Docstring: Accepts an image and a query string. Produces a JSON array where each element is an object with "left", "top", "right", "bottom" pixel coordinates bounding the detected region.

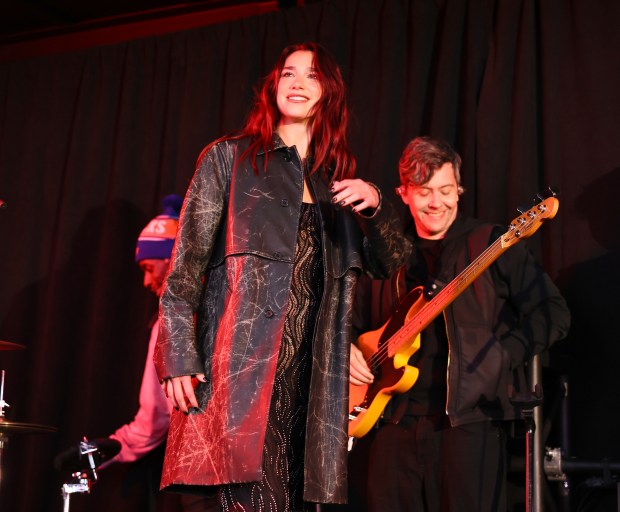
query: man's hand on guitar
[{"left": 350, "top": 344, "right": 374, "bottom": 386}]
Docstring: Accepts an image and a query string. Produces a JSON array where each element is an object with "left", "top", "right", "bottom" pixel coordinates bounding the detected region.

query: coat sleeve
[
  {"left": 354, "top": 184, "right": 412, "bottom": 279},
  {"left": 493, "top": 237, "right": 571, "bottom": 368},
  {"left": 154, "top": 142, "right": 233, "bottom": 381}
]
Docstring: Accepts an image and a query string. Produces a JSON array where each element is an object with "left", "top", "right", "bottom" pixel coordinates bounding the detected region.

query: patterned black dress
[{"left": 220, "top": 202, "right": 324, "bottom": 512}]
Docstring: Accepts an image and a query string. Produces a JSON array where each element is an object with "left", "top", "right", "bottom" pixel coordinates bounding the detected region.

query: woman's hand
[
  {"left": 350, "top": 344, "right": 374, "bottom": 386},
  {"left": 162, "top": 373, "right": 206, "bottom": 413},
  {"left": 331, "top": 179, "right": 379, "bottom": 212}
]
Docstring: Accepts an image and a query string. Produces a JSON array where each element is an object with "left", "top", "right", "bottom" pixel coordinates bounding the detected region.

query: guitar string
[
  {"left": 363, "top": 203, "right": 550, "bottom": 371},
  {"left": 366, "top": 236, "right": 504, "bottom": 369}
]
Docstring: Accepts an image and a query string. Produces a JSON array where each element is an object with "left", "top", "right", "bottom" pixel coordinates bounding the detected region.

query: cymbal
[
  {"left": 0, "top": 340, "right": 25, "bottom": 351},
  {"left": 0, "top": 417, "right": 57, "bottom": 436}
]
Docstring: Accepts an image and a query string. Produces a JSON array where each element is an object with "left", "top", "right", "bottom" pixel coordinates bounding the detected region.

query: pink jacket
[{"left": 111, "top": 319, "right": 172, "bottom": 462}]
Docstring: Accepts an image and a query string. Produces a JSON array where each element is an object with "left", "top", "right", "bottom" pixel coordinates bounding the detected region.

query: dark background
[{"left": 0, "top": 0, "right": 619, "bottom": 510}]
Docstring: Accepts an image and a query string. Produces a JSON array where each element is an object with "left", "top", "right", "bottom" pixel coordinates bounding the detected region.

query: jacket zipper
[{"left": 443, "top": 308, "right": 452, "bottom": 424}]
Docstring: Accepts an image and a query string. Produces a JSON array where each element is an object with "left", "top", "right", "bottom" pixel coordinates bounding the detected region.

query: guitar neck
[
  {"left": 381, "top": 195, "right": 558, "bottom": 359},
  {"left": 391, "top": 236, "right": 506, "bottom": 350}
]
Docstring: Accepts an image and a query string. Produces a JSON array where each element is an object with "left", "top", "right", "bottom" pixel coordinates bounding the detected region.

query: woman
[{"left": 154, "top": 42, "right": 410, "bottom": 511}]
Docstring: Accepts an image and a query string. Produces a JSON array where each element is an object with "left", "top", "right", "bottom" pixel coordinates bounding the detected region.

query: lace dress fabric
[{"left": 220, "top": 202, "right": 324, "bottom": 512}]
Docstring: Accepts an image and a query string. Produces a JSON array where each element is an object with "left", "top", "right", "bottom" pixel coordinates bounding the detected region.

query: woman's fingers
[
  {"left": 165, "top": 374, "right": 204, "bottom": 413},
  {"left": 331, "top": 179, "right": 379, "bottom": 211}
]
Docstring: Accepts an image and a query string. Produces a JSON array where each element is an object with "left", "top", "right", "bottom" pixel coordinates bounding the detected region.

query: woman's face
[{"left": 276, "top": 50, "right": 322, "bottom": 126}]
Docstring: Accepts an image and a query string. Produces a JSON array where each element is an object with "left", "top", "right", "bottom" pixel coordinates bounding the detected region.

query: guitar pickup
[{"left": 349, "top": 406, "right": 367, "bottom": 421}]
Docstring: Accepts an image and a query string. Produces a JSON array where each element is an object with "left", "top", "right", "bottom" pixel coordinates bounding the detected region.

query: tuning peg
[
  {"left": 516, "top": 203, "right": 530, "bottom": 214},
  {"left": 533, "top": 186, "right": 561, "bottom": 201}
]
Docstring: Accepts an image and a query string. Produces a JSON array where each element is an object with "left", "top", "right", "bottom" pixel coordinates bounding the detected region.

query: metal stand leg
[
  {"left": 62, "top": 492, "right": 71, "bottom": 512},
  {"left": 558, "top": 374, "right": 571, "bottom": 512},
  {"left": 530, "top": 355, "right": 544, "bottom": 512},
  {"left": 510, "top": 382, "right": 544, "bottom": 512},
  {"left": 524, "top": 413, "right": 536, "bottom": 512}
]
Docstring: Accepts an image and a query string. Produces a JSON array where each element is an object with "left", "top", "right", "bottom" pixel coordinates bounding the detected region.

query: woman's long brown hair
[{"left": 200, "top": 42, "right": 356, "bottom": 181}]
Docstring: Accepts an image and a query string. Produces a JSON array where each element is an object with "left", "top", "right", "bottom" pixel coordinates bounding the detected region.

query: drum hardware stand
[
  {"left": 542, "top": 372, "right": 620, "bottom": 511},
  {"left": 60, "top": 437, "right": 101, "bottom": 512},
  {"left": 1, "top": 370, "right": 9, "bottom": 414},
  {"left": 0, "top": 370, "right": 8, "bottom": 486},
  {"left": 0, "top": 369, "right": 12, "bottom": 489},
  {"left": 510, "top": 383, "right": 544, "bottom": 512},
  {"left": 544, "top": 448, "right": 620, "bottom": 511},
  {"left": 55, "top": 436, "right": 120, "bottom": 512}
]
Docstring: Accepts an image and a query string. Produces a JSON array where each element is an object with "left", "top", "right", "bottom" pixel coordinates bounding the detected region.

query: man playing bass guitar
[{"left": 349, "top": 136, "right": 570, "bottom": 512}]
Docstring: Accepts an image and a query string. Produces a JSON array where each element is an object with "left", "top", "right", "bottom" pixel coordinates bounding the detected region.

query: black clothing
[
  {"left": 404, "top": 238, "right": 449, "bottom": 416},
  {"left": 366, "top": 416, "right": 507, "bottom": 511},
  {"left": 220, "top": 202, "right": 322, "bottom": 512},
  {"left": 354, "top": 213, "right": 570, "bottom": 427},
  {"left": 352, "top": 212, "right": 570, "bottom": 511}
]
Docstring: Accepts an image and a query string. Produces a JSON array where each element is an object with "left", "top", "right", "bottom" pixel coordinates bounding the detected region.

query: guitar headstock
[{"left": 501, "top": 196, "right": 559, "bottom": 248}]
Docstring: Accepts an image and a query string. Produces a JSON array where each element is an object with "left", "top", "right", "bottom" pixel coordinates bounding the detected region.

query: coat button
[
  {"left": 264, "top": 308, "right": 274, "bottom": 318},
  {"left": 282, "top": 149, "right": 292, "bottom": 162},
  {"left": 280, "top": 199, "right": 289, "bottom": 207},
  {"left": 273, "top": 251, "right": 282, "bottom": 259}
]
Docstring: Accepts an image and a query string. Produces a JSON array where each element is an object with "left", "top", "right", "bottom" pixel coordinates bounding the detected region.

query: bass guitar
[{"left": 348, "top": 195, "right": 559, "bottom": 439}]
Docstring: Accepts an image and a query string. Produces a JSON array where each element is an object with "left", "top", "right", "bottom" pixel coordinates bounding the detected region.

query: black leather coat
[{"left": 154, "top": 136, "right": 410, "bottom": 503}]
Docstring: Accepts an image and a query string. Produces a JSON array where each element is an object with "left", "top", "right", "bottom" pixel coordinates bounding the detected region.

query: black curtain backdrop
[{"left": 1, "top": 0, "right": 619, "bottom": 511}]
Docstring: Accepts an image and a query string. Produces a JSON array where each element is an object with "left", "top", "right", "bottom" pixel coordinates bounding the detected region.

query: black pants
[{"left": 357, "top": 415, "right": 507, "bottom": 512}]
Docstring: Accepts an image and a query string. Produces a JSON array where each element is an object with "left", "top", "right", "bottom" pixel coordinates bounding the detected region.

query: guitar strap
[{"left": 425, "top": 223, "right": 495, "bottom": 299}]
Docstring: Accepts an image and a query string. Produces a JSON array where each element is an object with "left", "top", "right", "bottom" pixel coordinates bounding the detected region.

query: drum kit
[
  {"left": 0, "top": 338, "right": 56, "bottom": 506},
  {"left": 1, "top": 339, "right": 119, "bottom": 511}
]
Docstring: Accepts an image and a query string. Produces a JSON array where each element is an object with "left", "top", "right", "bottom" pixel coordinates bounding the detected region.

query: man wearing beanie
[
  {"left": 102, "top": 195, "right": 182, "bottom": 503},
  {"left": 105, "top": 195, "right": 219, "bottom": 511}
]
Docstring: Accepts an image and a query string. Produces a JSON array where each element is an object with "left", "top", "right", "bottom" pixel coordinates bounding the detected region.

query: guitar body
[{"left": 348, "top": 286, "right": 426, "bottom": 438}]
